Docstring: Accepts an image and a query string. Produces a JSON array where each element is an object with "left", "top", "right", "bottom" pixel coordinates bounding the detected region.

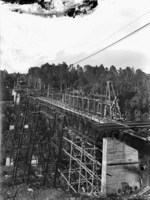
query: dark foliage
[
  {"left": 0, "top": 63, "right": 150, "bottom": 121},
  {"left": 0, "top": 70, "right": 16, "bottom": 101},
  {"left": 26, "top": 63, "right": 150, "bottom": 121}
]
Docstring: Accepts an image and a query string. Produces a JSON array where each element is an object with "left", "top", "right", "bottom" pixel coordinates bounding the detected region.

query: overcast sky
[{"left": 0, "top": 0, "right": 150, "bottom": 73}]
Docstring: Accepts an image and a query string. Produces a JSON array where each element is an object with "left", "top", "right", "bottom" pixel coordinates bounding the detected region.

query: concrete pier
[{"left": 101, "top": 138, "right": 140, "bottom": 194}]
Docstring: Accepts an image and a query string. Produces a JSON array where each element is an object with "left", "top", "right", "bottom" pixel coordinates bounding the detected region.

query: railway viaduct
[{"left": 11, "top": 81, "right": 150, "bottom": 197}]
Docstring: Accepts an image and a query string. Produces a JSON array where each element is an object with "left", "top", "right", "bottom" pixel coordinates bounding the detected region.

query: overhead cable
[
  {"left": 84, "top": 10, "right": 150, "bottom": 53},
  {"left": 72, "top": 22, "right": 150, "bottom": 66}
]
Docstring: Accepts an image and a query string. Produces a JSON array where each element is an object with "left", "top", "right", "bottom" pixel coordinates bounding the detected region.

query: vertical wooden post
[
  {"left": 68, "top": 134, "right": 73, "bottom": 190},
  {"left": 88, "top": 99, "right": 90, "bottom": 113},
  {"left": 82, "top": 98, "right": 84, "bottom": 112},
  {"left": 91, "top": 144, "right": 95, "bottom": 193},
  {"left": 85, "top": 153, "right": 88, "bottom": 190},
  {"left": 12, "top": 109, "right": 27, "bottom": 184},
  {"left": 28, "top": 112, "right": 38, "bottom": 177},
  {"left": 43, "top": 120, "right": 52, "bottom": 186},
  {"left": 53, "top": 116, "right": 65, "bottom": 187},
  {"left": 11, "top": 109, "right": 20, "bottom": 162},
  {"left": 73, "top": 94, "right": 75, "bottom": 108},
  {"left": 47, "top": 84, "right": 50, "bottom": 98},
  {"left": 23, "top": 117, "right": 34, "bottom": 181},
  {"left": 78, "top": 138, "right": 83, "bottom": 192},
  {"left": 93, "top": 100, "right": 96, "bottom": 114},
  {"left": 69, "top": 94, "right": 71, "bottom": 107}
]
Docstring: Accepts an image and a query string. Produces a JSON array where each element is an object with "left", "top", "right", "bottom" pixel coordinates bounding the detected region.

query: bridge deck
[
  {"left": 37, "top": 97, "right": 109, "bottom": 123},
  {"left": 36, "top": 97, "right": 150, "bottom": 142}
]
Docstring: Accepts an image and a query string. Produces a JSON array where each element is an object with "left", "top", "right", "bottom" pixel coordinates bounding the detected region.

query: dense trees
[
  {"left": 1, "top": 63, "right": 150, "bottom": 121},
  {"left": 0, "top": 70, "right": 16, "bottom": 101},
  {"left": 26, "top": 63, "right": 150, "bottom": 121}
]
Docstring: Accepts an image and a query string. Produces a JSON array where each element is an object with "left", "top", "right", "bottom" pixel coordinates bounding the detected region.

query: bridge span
[
  {"left": 28, "top": 92, "right": 150, "bottom": 195},
  {"left": 11, "top": 82, "right": 150, "bottom": 196}
]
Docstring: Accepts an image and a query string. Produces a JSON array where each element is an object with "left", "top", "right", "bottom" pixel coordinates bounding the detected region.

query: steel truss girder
[
  {"left": 36, "top": 98, "right": 116, "bottom": 139},
  {"left": 45, "top": 81, "right": 121, "bottom": 120}
]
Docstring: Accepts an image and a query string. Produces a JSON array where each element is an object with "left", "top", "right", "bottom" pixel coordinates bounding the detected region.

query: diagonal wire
[
  {"left": 72, "top": 22, "right": 150, "bottom": 65},
  {"left": 83, "top": 10, "right": 150, "bottom": 53}
]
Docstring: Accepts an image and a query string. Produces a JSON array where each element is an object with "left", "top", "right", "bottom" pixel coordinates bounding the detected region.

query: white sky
[{"left": 0, "top": 0, "right": 150, "bottom": 73}]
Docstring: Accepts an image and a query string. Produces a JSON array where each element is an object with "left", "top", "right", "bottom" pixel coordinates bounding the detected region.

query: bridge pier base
[
  {"left": 140, "top": 155, "right": 150, "bottom": 187},
  {"left": 101, "top": 137, "right": 140, "bottom": 195}
]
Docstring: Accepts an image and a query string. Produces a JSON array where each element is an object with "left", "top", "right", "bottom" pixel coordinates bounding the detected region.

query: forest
[
  {"left": 27, "top": 63, "right": 150, "bottom": 121},
  {"left": 1, "top": 63, "right": 150, "bottom": 121}
]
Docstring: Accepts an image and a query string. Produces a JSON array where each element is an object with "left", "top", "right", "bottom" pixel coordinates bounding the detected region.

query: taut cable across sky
[{"left": 72, "top": 23, "right": 150, "bottom": 66}]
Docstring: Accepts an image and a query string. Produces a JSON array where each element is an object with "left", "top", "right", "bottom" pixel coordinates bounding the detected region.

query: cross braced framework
[
  {"left": 58, "top": 130, "right": 103, "bottom": 197},
  {"left": 5, "top": 85, "right": 150, "bottom": 195},
  {"left": 45, "top": 80, "right": 122, "bottom": 121}
]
